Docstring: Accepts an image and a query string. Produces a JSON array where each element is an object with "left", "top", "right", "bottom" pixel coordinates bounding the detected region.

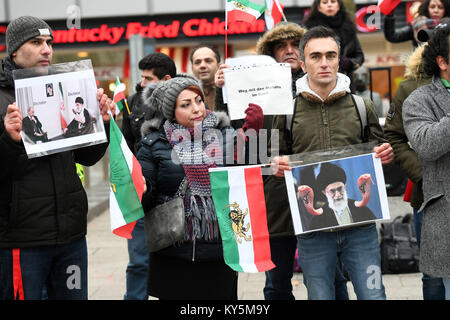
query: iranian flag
[
  {"left": 113, "top": 76, "right": 128, "bottom": 115},
  {"left": 109, "top": 117, "right": 145, "bottom": 239},
  {"left": 209, "top": 165, "right": 275, "bottom": 273},
  {"left": 265, "top": 0, "right": 284, "bottom": 30},
  {"left": 226, "top": 0, "right": 266, "bottom": 25},
  {"left": 378, "top": 0, "right": 402, "bottom": 15}
]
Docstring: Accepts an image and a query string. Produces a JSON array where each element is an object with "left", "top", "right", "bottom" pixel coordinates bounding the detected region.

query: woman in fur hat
[{"left": 137, "top": 75, "right": 263, "bottom": 300}]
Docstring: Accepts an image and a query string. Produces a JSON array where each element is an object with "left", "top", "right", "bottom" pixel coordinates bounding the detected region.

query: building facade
[{"left": 0, "top": 0, "right": 415, "bottom": 103}]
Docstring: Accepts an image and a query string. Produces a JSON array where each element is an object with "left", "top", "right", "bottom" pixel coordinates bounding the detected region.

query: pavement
[{"left": 85, "top": 182, "right": 423, "bottom": 300}]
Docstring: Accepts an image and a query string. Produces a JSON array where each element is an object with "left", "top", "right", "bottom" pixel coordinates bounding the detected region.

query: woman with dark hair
[
  {"left": 303, "top": 0, "right": 365, "bottom": 82},
  {"left": 137, "top": 75, "right": 263, "bottom": 300},
  {"left": 384, "top": 0, "right": 449, "bottom": 47}
]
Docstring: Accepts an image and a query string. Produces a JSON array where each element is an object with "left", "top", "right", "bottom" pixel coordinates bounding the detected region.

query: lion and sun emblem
[{"left": 224, "top": 202, "right": 252, "bottom": 244}]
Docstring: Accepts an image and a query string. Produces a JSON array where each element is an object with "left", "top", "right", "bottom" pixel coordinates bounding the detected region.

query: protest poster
[
  {"left": 13, "top": 60, "right": 107, "bottom": 159},
  {"left": 223, "top": 62, "right": 293, "bottom": 120},
  {"left": 285, "top": 152, "right": 390, "bottom": 234}
]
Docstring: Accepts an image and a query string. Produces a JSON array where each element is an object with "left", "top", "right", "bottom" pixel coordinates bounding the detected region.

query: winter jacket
[
  {"left": 403, "top": 76, "right": 450, "bottom": 278},
  {"left": 304, "top": 10, "right": 364, "bottom": 77},
  {"left": 121, "top": 84, "right": 155, "bottom": 155},
  {"left": 265, "top": 73, "right": 385, "bottom": 237},
  {"left": 137, "top": 111, "right": 234, "bottom": 261},
  {"left": 0, "top": 57, "right": 109, "bottom": 248},
  {"left": 384, "top": 45, "right": 430, "bottom": 209},
  {"left": 384, "top": 13, "right": 417, "bottom": 47}
]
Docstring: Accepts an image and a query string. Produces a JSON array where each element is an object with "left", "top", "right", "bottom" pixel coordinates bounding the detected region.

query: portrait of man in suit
[{"left": 22, "top": 106, "right": 48, "bottom": 143}]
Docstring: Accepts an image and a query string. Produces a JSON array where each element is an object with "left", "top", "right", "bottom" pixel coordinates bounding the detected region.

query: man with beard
[
  {"left": 65, "top": 96, "right": 94, "bottom": 137},
  {"left": 308, "top": 162, "right": 376, "bottom": 231}
]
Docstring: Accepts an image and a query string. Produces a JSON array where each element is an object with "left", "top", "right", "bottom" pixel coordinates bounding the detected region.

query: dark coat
[
  {"left": 308, "top": 199, "right": 377, "bottom": 231},
  {"left": 137, "top": 112, "right": 234, "bottom": 261},
  {"left": 383, "top": 13, "right": 417, "bottom": 47},
  {"left": 65, "top": 108, "right": 94, "bottom": 138},
  {"left": 121, "top": 84, "right": 155, "bottom": 155},
  {"left": 22, "top": 115, "right": 48, "bottom": 143},
  {"left": 0, "top": 57, "right": 109, "bottom": 249}
]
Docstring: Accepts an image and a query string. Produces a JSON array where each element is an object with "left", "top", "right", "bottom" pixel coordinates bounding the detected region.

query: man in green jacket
[
  {"left": 215, "top": 22, "right": 307, "bottom": 300},
  {"left": 270, "top": 26, "right": 393, "bottom": 300}
]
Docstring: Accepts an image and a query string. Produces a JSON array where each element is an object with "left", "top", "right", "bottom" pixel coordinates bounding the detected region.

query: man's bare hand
[
  {"left": 271, "top": 155, "right": 291, "bottom": 177},
  {"left": 4, "top": 103, "right": 22, "bottom": 142},
  {"left": 97, "top": 88, "right": 115, "bottom": 121},
  {"left": 374, "top": 143, "right": 394, "bottom": 164},
  {"left": 214, "top": 63, "right": 230, "bottom": 88}
]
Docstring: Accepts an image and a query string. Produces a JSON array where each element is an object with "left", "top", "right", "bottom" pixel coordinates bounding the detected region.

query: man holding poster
[
  {"left": 215, "top": 22, "right": 307, "bottom": 300},
  {"left": 0, "top": 16, "right": 115, "bottom": 300},
  {"left": 270, "top": 26, "right": 393, "bottom": 300}
]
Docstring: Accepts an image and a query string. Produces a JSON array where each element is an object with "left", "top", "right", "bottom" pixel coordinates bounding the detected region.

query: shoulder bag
[{"left": 144, "top": 178, "right": 188, "bottom": 253}]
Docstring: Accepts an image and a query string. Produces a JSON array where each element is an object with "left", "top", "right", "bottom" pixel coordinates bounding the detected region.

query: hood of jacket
[
  {"left": 0, "top": 56, "right": 19, "bottom": 90},
  {"left": 403, "top": 43, "right": 428, "bottom": 80},
  {"left": 295, "top": 72, "right": 351, "bottom": 103},
  {"left": 255, "top": 22, "right": 307, "bottom": 57}
]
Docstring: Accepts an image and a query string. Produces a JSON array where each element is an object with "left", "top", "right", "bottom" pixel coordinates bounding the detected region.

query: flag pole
[
  {"left": 225, "top": 0, "right": 228, "bottom": 59},
  {"left": 275, "top": 0, "right": 287, "bottom": 22}
]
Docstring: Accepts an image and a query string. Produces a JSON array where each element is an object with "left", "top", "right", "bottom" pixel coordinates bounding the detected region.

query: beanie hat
[
  {"left": 316, "top": 162, "right": 347, "bottom": 192},
  {"left": 150, "top": 75, "right": 203, "bottom": 122},
  {"left": 6, "top": 16, "right": 54, "bottom": 55}
]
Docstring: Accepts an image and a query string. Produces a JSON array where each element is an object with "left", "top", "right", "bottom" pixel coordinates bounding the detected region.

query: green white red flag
[
  {"left": 377, "top": 0, "right": 401, "bottom": 15},
  {"left": 265, "top": 0, "right": 284, "bottom": 30},
  {"left": 209, "top": 165, "right": 275, "bottom": 273},
  {"left": 226, "top": 0, "right": 266, "bottom": 25},
  {"left": 109, "top": 117, "right": 145, "bottom": 238},
  {"left": 113, "top": 76, "right": 128, "bottom": 115}
]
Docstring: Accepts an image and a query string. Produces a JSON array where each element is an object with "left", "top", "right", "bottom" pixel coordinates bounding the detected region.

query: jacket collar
[
  {"left": 431, "top": 75, "right": 450, "bottom": 113},
  {"left": 295, "top": 72, "right": 351, "bottom": 103}
]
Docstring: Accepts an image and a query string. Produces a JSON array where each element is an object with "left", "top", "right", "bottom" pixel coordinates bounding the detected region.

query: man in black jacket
[
  {"left": 120, "top": 52, "right": 176, "bottom": 300},
  {"left": 0, "top": 16, "right": 115, "bottom": 300}
]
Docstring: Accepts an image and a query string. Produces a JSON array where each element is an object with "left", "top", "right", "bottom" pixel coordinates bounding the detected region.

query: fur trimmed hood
[
  {"left": 255, "top": 22, "right": 307, "bottom": 57},
  {"left": 403, "top": 43, "right": 427, "bottom": 80},
  {"left": 140, "top": 110, "right": 231, "bottom": 137}
]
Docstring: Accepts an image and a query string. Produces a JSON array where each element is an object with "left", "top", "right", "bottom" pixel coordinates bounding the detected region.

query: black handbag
[{"left": 144, "top": 179, "right": 188, "bottom": 253}]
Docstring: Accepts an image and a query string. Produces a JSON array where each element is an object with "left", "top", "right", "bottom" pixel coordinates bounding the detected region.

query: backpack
[
  {"left": 285, "top": 94, "right": 369, "bottom": 152},
  {"left": 379, "top": 213, "right": 420, "bottom": 274}
]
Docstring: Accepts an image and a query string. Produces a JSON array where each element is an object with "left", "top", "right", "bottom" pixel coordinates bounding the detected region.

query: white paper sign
[
  {"left": 13, "top": 60, "right": 107, "bottom": 159},
  {"left": 223, "top": 63, "right": 293, "bottom": 120}
]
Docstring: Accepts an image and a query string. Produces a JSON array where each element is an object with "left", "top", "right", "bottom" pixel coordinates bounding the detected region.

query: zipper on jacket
[{"left": 320, "top": 103, "right": 329, "bottom": 147}]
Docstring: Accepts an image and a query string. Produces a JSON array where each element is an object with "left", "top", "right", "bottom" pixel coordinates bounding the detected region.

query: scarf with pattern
[{"left": 163, "top": 111, "right": 223, "bottom": 241}]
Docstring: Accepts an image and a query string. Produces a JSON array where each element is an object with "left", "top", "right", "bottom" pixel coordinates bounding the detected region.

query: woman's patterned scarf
[{"left": 163, "top": 111, "right": 223, "bottom": 241}]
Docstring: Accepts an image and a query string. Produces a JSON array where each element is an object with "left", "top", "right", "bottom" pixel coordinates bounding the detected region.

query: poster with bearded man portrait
[{"left": 285, "top": 153, "right": 390, "bottom": 234}]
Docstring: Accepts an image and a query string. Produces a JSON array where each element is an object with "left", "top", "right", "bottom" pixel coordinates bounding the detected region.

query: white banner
[{"left": 223, "top": 63, "right": 293, "bottom": 120}]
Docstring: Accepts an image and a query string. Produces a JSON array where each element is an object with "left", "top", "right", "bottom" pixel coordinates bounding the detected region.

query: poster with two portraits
[
  {"left": 284, "top": 144, "right": 390, "bottom": 234},
  {"left": 13, "top": 60, "right": 107, "bottom": 159}
]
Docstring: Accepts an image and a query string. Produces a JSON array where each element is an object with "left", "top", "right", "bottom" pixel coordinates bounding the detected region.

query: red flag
[{"left": 378, "top": 0, "right": 402, "bottom": 15}]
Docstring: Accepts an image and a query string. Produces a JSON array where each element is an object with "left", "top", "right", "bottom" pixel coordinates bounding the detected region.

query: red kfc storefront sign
[{"left": 51, "top": 18, "right": 265, "bottom": 45}]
